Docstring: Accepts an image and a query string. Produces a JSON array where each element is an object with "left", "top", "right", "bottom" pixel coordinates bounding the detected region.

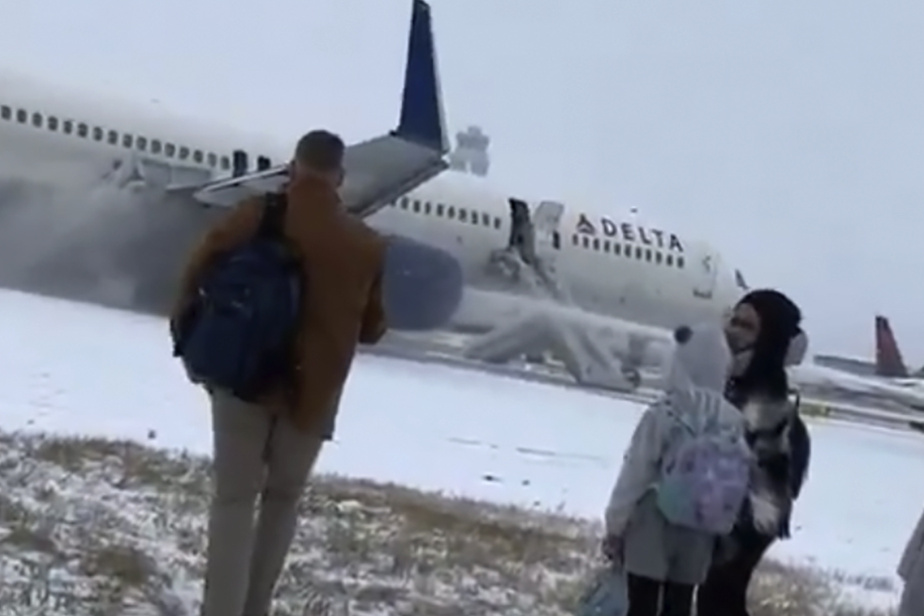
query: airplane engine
[{"left": 382, "top": 235, "right": 464, "bottom": 331}]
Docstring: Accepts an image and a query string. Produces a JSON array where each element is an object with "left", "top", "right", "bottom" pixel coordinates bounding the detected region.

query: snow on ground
[
  {"left": 0, "top": 431, "right": 874, "bottom": 616},
  {"left": 1, "top": 288, "right": 920, "bottom": 606},
  {"left": 0, "top": 431, "right": 606, "bottom": 615}
]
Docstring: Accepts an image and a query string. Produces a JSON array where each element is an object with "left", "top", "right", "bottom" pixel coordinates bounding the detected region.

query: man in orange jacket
[{"left": 172, "top": 130, "right": 388, "bottom": 616}]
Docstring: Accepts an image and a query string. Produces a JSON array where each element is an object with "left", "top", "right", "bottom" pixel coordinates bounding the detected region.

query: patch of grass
[
  {"left": 79, "top": 544, "right": 152, "bottom": 587},
  {"left": 27, "top": 435, "right": 211, "bottom": 496},
  {"left": 1, "top": 525, "right": 60, "bottom": 557},
  {"left": 0, "top": 430, "right": 900, "bottom": 616}
]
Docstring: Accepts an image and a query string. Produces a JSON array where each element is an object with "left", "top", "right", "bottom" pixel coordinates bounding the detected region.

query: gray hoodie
[{"left": 604, "top": 321, "right": 748, "bottom": 584}]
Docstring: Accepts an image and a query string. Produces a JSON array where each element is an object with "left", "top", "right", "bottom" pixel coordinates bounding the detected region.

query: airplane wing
[
  {"left": 172, "top": 0, "right": 448, "bottom": 219},
  {"left": 789, "top": 362, "right": 924, "bottom": 411}
]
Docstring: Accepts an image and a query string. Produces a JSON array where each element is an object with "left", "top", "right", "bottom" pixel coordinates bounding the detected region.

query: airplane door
[
  {"left": 533, "top": 200, "right": 564, "bottom": 234},
  {"left": 692, "top": 248, "right": 719, "bottom": 299},
  {"left": 533, "top": 200, "right": 564, "bottom": 250},
  {"left": 507, "top": 198, "right": 536, "bottom": 264},
  {"left": 530, "top": 199, "right": 570, "bottom": 302}
]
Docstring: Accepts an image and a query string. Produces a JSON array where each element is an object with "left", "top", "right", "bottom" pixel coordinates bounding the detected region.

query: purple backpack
[{"left": 656, "top": 400, "right": 751, "bottom": 535}]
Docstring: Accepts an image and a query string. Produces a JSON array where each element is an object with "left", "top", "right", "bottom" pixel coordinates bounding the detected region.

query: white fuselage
[
  {"left": 0, "top": 69, "right": 745, "bottom": 348},
  {"left": 367, "top": 174, "right": 744, "bottom": 334}
]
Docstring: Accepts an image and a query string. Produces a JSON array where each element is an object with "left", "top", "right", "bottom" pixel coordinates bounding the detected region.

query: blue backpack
[{"left": 172, "top": 193, "right": 303, "bottom": 401}]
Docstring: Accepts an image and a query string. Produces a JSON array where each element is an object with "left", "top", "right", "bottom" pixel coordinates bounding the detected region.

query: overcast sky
[{"left": 2, "top": 0, "right": 922, "bottom": 362}]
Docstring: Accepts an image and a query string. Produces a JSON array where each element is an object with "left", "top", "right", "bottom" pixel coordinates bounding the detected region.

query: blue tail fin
[{"left": 393, "top": 0, "right": 448, "bottom": 153}]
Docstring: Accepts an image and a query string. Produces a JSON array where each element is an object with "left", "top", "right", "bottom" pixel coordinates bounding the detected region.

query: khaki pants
[{"left": 201, "top": 390, "right": 324, "bottom": 616}]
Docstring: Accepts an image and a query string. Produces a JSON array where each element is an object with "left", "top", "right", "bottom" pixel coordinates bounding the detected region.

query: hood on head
[
  {"left": 666, "top": 321, "right": 733, "bottom": 392},
  {"left": 739, "top": 289, "right": 802, "bottom": 364}
]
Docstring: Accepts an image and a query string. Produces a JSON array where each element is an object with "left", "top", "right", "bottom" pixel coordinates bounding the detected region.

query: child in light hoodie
[{"left": 603, "top": 322, "right": 750, "bottom": 616}]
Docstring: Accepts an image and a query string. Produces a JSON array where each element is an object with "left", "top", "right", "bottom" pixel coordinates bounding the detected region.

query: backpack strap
[{"left": 257, "top": 192, "right": 288, "bottom": 238}]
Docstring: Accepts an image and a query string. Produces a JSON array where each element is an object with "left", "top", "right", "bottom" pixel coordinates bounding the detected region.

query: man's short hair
[{"left": 294, "top": 130, "right": 345, "bottom": 172}]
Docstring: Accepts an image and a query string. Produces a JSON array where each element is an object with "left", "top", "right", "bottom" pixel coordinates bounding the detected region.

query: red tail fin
[{"left": 875, "top": 315, "right": 909, "bottom": 378}]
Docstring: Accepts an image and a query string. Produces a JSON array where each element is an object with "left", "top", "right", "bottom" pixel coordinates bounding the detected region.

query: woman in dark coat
[{"left": 694, "top": 289, "right": 811, "bottom": 616}]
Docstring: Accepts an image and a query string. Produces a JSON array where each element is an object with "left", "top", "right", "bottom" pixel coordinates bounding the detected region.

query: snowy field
[{"left": 1, "top": 288, "right": 921, "bottom": 607}]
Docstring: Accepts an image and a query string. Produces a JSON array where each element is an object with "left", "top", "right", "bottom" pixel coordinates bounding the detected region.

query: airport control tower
[{"left": 448, "top": 125, "right": 490, "bottom": 177}]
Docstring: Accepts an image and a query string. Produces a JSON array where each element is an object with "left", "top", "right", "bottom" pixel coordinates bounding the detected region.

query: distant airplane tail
[{"left": 875, "top": 315, "right": 909, "bottom": 378}]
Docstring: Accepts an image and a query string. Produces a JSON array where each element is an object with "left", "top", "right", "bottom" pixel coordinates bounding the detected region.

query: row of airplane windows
[
  {"left": 394, "top": 196, "right": 505, "bottom": 229},
  {"left": 572, "top": 233, "right": 686, "bottom": 268},
  {"left": 0, "top": 103, "right": 250, "bottom": 172},
  {"left": 395, "top": 196, "right": 685, "bottom": 268}
]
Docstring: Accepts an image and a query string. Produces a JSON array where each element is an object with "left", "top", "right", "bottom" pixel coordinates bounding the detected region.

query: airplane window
[
  {"left": 151, "top": 140, "right": 162, "bottom": 154},
  {"left": 193, "top": 150, "right": 204, "bottom": 163},
  {"left": 77, "top": 123, "right": 88, "bottom": 137},
  {"left": 447, "top": 206, "right": 455, "bottom": 219},
  {"left": 16, "top": 109, "right": 26, "bottom": 123},
  {"left": 137, "top": 136, "right": 147, "bottom": 151},
  {"left": 123, "top": 134, "right": 133, "bottom": 148},
  {"left": 677, "top": 256, "right": 685, "bottom": 268},
  {"left": 592, "top": 238, "right": 600, "bottom": 251},
  {"left": 62, "top": 120, "right": 73, "bottom": 134},
  {"left": 0, "top": 105, "right": 10, "bottom": 120},
  {"left": 666, "top": 254, "right": 674, "bottom": 266},
  {"left": 582, "top": 236, "right": 589, "bottom": 248},
  {"left": 93, "top": 127, "right": 103, "bottom": 141},
  {"left": 424, "top": 202, "right": 432, "bottom": 214},
  {"left": 645, "top": 249, "right": 652, "bottom": 261},
  {"left": 572, "top": 235, "right": 578, "bottom": 245},
  {"left": 178, "top": 146, "right": 190, "bottom": 160},
  {"left": 220, "top": 155, "right": 230, "bottom": 170},
  {"left": 481, "top": 212, "right": 490, "bottom": 226},
  {"left": 207, "top": 152, "right": 217, "bottom": 167},
  {"left": 436, "top": 203, "right": 444, "bottom": 216},
  {"left": 165, "top": 143, "right": 176, "bottom": 157},
  {"left": 399, "top": 198, "right": 408, "bottom": 209},
  {"left": 635, "top": 247, "right": 643, "bottom": 259},
  {"left": 552, "top": 231, "right": 561, "bottom": 250},
  {"left": 458, "top": 208, "right": 467, "bottom": 222},
  {"left": 614, "top": 243, "right": 621, "bottom": 255},
  {"left": 412, "top": 200, "right": 420, "bottom": 213},
  {"left": 47, "top": 116, "right": 58, "bottom": 131},
  {"left": 470, "top": 212, "right": 478, "bottom": 225},
  {"left": 493, "top": 217, "right": 501, "bottom": 229},
  {"left": 107, "top": 130, "right": 118, "bottom": 144},
  {"left": 31, "top": 112, "right": 42, "bottom": 127},
  {"left": 656, "top": 252, "right": 663, "bottom": 264}
]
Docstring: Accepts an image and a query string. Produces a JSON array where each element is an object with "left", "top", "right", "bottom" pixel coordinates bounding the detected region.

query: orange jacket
[{"left": 172, "top": 175, "right": 387, "bottom": 436}]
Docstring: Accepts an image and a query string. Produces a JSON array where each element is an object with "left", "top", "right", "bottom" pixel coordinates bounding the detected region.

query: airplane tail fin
[
  {"left": 393, "top": 0, "right": 448, "bottom": 153},
  {"left": 189, "top": 0, "right": 448, "bottom": 211},
  {"left": 875, "top": 315, "right": 909, "bottom": 378}
]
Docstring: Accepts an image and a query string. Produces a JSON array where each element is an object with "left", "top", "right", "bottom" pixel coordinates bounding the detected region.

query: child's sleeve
[{"left": 604, "top": 403, "right": 667, "bottom": 537}]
